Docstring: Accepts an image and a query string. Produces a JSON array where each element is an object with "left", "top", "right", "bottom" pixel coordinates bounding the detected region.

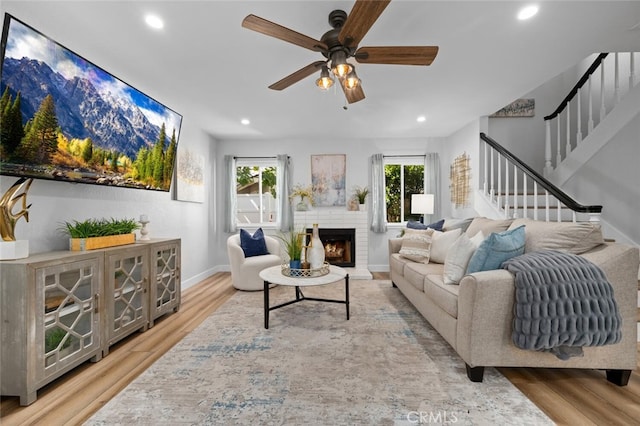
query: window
[
  {"left": 384, "top": 157, "right": 424, "bottom": 224},
  {"left": 235, "top": 159, "right": 278, "bottom": 225}
]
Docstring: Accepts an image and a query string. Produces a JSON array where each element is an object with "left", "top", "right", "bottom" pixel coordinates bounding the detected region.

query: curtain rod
[
  {"left": 383, "top": 154, "right": 426, "bottom": 158},
  {"left": 233, "top": 156, "right": 288, "bottom": 160}
]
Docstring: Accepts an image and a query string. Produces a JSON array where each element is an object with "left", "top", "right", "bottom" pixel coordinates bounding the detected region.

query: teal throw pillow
[
  {"left": 240, "top": 228, "right": 269, "bottom": 257},
  {"left": 466, "top": 225, "right": 525, "bottom": 273}
]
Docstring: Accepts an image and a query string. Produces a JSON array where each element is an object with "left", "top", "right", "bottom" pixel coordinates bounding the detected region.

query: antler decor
[{"left": 0, "top": 177, "right": 34, "bottom": 241}]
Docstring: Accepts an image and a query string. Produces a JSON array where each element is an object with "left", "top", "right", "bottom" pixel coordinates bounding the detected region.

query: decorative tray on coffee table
[{"left": 281, "top": 261, "right": 330, "bottom": 278}]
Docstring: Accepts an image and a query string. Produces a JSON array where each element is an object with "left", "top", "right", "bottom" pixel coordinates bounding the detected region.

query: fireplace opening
[{"left": 306, "top": 227, "right": 356, "bottom": 267}]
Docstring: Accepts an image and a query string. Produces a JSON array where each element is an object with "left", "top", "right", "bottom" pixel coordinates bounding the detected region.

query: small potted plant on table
[{"left": 276, "top": 228, "right": 304, "bottom": 269}]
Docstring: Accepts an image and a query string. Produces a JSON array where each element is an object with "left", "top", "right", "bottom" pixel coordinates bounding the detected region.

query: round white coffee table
[{"left": 259, "top": 264, "right": 349, "bottom": 329}]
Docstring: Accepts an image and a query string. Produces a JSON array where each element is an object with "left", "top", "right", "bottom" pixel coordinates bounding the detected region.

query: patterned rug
[{"left": 86, "top": 280, "right": 552, "bottom": 425}]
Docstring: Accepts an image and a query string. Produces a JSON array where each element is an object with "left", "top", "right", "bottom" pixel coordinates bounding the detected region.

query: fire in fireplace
[{"left": 305, "top": 227, "right": 356, "bottom": 267}]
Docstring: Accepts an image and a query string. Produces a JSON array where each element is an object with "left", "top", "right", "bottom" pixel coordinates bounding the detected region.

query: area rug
[{"left": 86, "top": 280, "right": 553, "bottom": 425}]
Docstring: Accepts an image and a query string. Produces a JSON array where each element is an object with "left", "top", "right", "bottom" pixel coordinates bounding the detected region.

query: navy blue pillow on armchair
[{"left": 240, "top": 228, "right": 269, "bottom": 257}]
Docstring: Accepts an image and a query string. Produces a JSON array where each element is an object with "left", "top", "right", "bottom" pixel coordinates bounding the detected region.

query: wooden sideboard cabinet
[
  {"left": 0, "top": 238, "right": 181, "bottom": 405},
  {"left": 0, "top": 251, "right": 104, "bottom": 406}
]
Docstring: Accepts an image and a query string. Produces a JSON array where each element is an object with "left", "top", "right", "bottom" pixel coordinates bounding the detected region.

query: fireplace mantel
[{"left": 294, "top": 210, "right": 372, "bottom": 279}]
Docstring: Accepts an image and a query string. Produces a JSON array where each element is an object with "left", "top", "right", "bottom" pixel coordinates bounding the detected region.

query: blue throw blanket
[{"left": 502, "top": 250, "right": 622, "bottom": 360}]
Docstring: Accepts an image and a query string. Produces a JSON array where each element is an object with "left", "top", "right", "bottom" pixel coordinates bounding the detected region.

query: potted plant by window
[
  {"left": 290, "top": 184, "right": 315, "bottom": 211},
  {"left": 60, "top": 217, "right": 140, "bottom": 251},
  {"left": 353, "top": 186, "right": 369, "bottom": 211},
  {"left": 276, "top": 228, "right": 304, "bottom": 269}
]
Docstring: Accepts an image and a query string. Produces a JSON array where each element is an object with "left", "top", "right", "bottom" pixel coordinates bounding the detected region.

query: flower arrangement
[
  {"left": 290, "top": 184, "right": 315, "bottom": 206},
  {"left": 353, "top": 185, "right": 369, "bottom": 204}
]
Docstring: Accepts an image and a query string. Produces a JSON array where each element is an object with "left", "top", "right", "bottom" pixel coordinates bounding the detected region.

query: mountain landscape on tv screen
[
  {"left": 0, "top": 16, "right": 182, "bottom": 191},
  {"left": 2, "top": 57, "right": 161, "bottom": 158}
]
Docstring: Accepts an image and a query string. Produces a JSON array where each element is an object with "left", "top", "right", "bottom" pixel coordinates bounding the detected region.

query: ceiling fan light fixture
[
  {"left": 316, "top": 65, "right": 335, "bottom": 90},
  {"left": 344, "top": 68, "right": 360, "bottom": 89},
  {"left": 330, "top": 50, "right": 353, "bottom": 78}
]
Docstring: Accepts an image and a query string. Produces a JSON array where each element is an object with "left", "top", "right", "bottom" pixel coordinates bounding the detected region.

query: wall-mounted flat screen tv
[{"left": 0, "top": 13, "right": 182, "bottom": 192}]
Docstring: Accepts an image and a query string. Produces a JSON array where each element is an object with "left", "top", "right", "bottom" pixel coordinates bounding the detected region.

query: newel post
[{"left": 544, "top": 120, "right": 553, "bottom": 176}]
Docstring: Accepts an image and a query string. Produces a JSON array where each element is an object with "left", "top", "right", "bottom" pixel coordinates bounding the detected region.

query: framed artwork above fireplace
[{"left": 311, "top": 154, "right": 346, "bottom": 207}]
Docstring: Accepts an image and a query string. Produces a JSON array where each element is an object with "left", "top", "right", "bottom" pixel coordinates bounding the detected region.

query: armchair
[{"left": 227, "top": 233, "right": 282, "bottom": 291}]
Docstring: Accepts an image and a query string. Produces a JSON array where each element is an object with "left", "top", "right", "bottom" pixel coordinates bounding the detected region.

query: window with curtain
[
  {"left": 384, "top": 157, "right": 425, "bottom": 224},
  {"left": 235, "top": 158, "right": 279, "bottom": 225}
]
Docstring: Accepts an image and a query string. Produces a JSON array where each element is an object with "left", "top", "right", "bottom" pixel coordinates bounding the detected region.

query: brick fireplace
[{"left": 294, "top": 210, "right": 371, "bottom": 279}]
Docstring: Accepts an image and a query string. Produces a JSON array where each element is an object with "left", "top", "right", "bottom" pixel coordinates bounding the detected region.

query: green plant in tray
[
  {"left": 59, "top": 217, "right": 140, "bottom": 238},
  {"left": 276, "top": 227, "right": 304, "bottom": 261}
]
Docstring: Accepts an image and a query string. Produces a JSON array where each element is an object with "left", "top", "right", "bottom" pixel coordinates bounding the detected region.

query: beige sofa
[{"left": 389, "top": 217, "right": 639, "bottom": 384}]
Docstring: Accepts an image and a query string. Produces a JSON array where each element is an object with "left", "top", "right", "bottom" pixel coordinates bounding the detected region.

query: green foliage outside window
[{"left": 385, "top": 163, "right": 424, "bottom": 223}]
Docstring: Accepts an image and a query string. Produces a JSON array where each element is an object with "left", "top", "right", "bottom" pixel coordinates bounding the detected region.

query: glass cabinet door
[
  {"left": 106, "top": 249, "right": 148, "bottom": 345},
  {"left": 150, "top": 242, "right": 180, "bottom": 324},
  {"left": 37, "top": 258, "right": 101, "bottom": 380}
]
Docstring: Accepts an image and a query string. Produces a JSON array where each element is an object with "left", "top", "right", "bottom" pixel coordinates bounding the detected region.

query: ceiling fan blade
[
  {"left": 242, "top": 14, "right": 328, "bottom": 52},
  {"left": 355, "top": 46, "right": 439, "bottom": 65},
  {"left": 340, "top": 79, "right": 366, "bottom": 104},
  {"left": 338, "top": 0, "right": 391, "bottom": 47},
  {"left": 268, "top": 61, "right": 326, "bottom": 91}
]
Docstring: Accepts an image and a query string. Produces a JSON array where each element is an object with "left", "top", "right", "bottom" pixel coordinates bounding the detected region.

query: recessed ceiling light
[
  {"left": 416, "top": 115, "right": 426, "bottom": 123},
  {"left": 145, "top": 15, "right": 164, "bottom": 29},
  {"left": 517, "top": 5, "right": 539, "bottom": 20},
  {"left": 241, "top": 118, "right": 250, "bottom": 125}
]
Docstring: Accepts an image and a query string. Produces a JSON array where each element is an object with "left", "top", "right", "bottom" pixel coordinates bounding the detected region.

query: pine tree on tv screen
[{"left": 0, "top": 14, "right": 182, "bottom": 192}]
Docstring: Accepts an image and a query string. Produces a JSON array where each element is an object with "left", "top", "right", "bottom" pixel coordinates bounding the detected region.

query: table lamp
[{"left": 411, "top": 194, "right": 434, "bottom": 223}]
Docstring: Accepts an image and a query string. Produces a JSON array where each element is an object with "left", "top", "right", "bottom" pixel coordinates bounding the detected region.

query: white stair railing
[
  {"left": 544, "top": 52, "right": 639, "bottom": 176},
  {"left": 480, "top": 133, "right": 602, "bottom": 223}
]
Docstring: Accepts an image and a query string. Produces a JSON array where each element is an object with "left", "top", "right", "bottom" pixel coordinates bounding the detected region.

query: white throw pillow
[
  {"left": 443, "top": 231, "right": 485, "bottom": 285},
  {"left": 429, "top": 228, "right": 462, "bottom": 264},
  {"left": 399, "top": 228, "right": 435, "bottom": 263}
]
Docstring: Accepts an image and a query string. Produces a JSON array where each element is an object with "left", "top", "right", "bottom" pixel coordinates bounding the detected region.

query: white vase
[
  {"left": 308, "top": 223, "right": 325, "bottom": 269},
  {"left": 359, "top": 202, "right": 366, "bottom": 212}
]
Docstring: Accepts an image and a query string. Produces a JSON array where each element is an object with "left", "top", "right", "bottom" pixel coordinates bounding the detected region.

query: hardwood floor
[{"left": 1, "top": 272, "right": 638, "bottom": 425}]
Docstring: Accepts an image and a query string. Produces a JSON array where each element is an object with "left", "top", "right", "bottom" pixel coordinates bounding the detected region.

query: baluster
[
  {"left": 565, "top": 103, "right": 571, "bottom": 156},
  {"left": 544, "top": 120, "right": 552, "bottom": 175},
  {"left": 545, "top": 190, "right": 550, "bottom": 222},
  {"left": 523, "top": 174, "right": 528, "bottom": 219},
  {"left": 483, "top": 141, "right": 488, "bottom": 195},
  {"left": 572, "top": 210, "right": 577, "bottom": 224},
  {"left": 497, "top": 153, "right": 502, "bottom": 210},
  {"left": 556, "top": 118, "right": 562, "bottom": 166},
  {"left": 588, "top": 74, "right": 594, "bottom": 133},
  {"left": 600, "top": 61, "right": 606, "bottom": 123},
  {"left": 630, "top": 52, "right": 636, "bottom": 88},
  {"left": 614, "top": 52, "right": 620, "bottom": 105},
  {"left": 504, "top": 158, "right": 510, "bottom": 218},
  {"left": 557, "top": 199, "right": 562, "bottom": 222},
  {"left": 513, "top": 165, "right": 518, "bottom": 218},
  {"left": 533, "top": 181, "right": 539, "bottom": 221},
  {"left": 490, "top": 147, "right": 495, "bottom": 202},
  {"left": 576, "top": 90, "right": 582, "bottom": 144}
]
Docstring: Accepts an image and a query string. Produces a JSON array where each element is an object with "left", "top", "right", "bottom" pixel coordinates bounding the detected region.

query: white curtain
[
  {"left": 223, "top": 155, "right": 237, "bottom": 233},
  {"left": 370, "top": 153, "right": 387, "bottom": 233},
  {"left": 424, "top": 152, "right": 441, "bottom": 224},
  {"left": 276, "top": 154, "right": 292, "bottom": 232}
]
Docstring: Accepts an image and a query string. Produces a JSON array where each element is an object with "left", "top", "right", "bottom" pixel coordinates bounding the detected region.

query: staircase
[{"left": 478, "top": 52, "right": 640, "bottom": 341}]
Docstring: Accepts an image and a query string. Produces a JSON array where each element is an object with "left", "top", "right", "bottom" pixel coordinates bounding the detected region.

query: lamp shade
[{"left": 411, "top": 194, "right": 434, "bottom": 215}]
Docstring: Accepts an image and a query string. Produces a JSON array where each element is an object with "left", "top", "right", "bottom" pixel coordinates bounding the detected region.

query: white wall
[
  {"left": 214, "top": 137, "right": 445, "bottom": 271},
  {"left": 1, "top": 127, "right": 219, "bottom": 290}
]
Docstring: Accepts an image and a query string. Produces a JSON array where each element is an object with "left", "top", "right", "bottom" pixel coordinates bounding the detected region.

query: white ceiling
[{"left": 3, "top": 1, "right": 640, "bottom": 142}]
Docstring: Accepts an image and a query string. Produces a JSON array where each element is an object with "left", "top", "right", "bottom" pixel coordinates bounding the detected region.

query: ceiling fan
[{"left": 241, "top": 0, "right": 439, "bottom": 104}]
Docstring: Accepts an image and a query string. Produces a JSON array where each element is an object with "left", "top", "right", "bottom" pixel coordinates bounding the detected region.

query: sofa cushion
[
  {"left": 443, "top": 231, "right": 485, "bottom": 285},
  {"left": 465, "top": 217, "right": 514, "bottom": 238},
  {"left": 399, "top": 228, "right": 435, "bottom": 263},
  {"left": 406, "top": 218, "right": 445, "bottom": 231},
  {"left": 424, "top": 274, "right": 460, "bottom": 318},
  {"left": 429, "top": 228, "right": 463, "bottom": 264},
  {"left": 466, "top": 225, "right": 525, "bottom": 273},
  {"left": 443, "top": 217, "right": 474, "bottom": 233},
  {"left": 240, "top": 228, "right": 269, "bottom": 257},
  {"left": 404, "top": 262, "right": 445, "bottom": 292},
  {"left": 508, "top": 218, "right": 604, "bottom": 254}
]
